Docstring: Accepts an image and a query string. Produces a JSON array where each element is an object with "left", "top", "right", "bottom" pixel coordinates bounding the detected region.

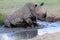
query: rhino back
[{"left": 5, "top": 3, "right": 35, "bottom": 25}]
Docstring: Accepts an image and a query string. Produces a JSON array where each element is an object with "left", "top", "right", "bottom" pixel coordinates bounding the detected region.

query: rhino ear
[{"left": 40, "top": 2, "right": 44, "bottom": 6}]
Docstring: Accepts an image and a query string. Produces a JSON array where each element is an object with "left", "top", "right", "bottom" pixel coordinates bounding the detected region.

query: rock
[{"left": 45, "top": 6, "right": 60, "bottom": 22}]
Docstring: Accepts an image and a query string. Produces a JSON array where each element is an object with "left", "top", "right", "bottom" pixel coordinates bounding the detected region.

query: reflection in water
[
  {"left": 0, "top": 21, "right": 60, "bottom": 40},
  {"left": 0, "top": 28, "right": 37, "bottom": 39},
  {"left": 14, "top": 29, "right": 37, "bottom": 39}
]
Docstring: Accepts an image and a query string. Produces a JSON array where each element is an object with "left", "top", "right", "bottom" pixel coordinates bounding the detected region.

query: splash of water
[
  {"left": 37, "top": 20, "right": 60, "bottom": 27},
  {"left": 37, "top": 20, "right": 60, "bottom": 35},
  {"left": 0, "top": 33, "right": 14, "bottom": 40}
]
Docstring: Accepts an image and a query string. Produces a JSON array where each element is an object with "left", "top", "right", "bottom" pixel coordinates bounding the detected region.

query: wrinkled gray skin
[
  {"left": 4, "top": 2, "right": 47, "bottom": 28},
  {"left": 4, "top": 3, "right": 37, "bottom": 28}
]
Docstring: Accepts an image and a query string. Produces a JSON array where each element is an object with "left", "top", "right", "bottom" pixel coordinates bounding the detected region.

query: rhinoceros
[
  {"left": 4, "top": 2, "right": 47, "bottom": 28},
  {"left": 4, "top": 3, "right": 37, "bottom": 28}
]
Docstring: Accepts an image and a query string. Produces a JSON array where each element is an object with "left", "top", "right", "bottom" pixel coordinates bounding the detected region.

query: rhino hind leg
[
  {"left": 4, "top": 16, "right": 38, "bottom": 28},
  {"left": 4, "top": 19, "right": 11, "bottom": 28},
  {"left": 9, "top": 18, "right": 32, "bottom": 28}
]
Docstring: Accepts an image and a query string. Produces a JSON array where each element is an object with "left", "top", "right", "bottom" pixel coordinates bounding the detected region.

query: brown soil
[{"left": 28, "top": 32, "right": 60, "bottom": 40}]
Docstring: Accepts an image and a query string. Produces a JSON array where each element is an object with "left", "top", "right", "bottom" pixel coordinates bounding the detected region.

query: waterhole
[{"left": 0, "top": 20, "right": 60, "bottom": 40}]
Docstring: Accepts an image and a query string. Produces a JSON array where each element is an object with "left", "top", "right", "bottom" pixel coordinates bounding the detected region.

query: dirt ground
[{"left": 28, "top": 32, "right": 60, "bottom": 40}]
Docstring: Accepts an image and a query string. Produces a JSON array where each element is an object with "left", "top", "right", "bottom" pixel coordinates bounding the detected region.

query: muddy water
[{"left": 0, "top": 20, "right": 60, "bottom": 40}]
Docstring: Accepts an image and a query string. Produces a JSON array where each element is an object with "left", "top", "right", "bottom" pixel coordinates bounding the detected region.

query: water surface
[{"left": 0, "top": 21, "right": 60, "bottom": 40}]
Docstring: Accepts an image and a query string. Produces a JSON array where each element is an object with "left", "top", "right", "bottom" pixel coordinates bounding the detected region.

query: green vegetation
[{"left": 0, "top": 11, "right": 5, "bottom": 24}]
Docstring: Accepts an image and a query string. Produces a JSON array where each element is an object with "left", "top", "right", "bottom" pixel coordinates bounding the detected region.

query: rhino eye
[{"left": 35, "top": 4, "right": 37, "bottom": 7}]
